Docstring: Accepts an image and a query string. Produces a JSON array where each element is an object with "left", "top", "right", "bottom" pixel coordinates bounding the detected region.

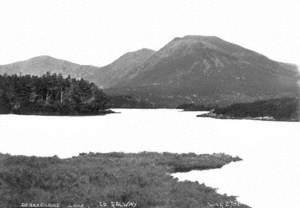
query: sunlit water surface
[{"left": 0, "top": 109, "right": 299, "bottom": 208}]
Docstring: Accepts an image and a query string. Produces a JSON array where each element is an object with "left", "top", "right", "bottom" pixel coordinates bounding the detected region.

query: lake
[{"left": 0, "top": 109, "right": 299, "bottom": 208}]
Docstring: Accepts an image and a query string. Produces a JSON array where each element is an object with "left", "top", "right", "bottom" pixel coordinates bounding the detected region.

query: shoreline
[
  {"left": 197, "top": 112, "right": 299, "bottom": 122},
  {"left": 0, "top": 109, "right": 116, "bottom": 116}
]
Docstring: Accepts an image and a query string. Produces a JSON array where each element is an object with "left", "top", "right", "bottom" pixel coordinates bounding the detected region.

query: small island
[
  {"left": 0, "top": 152, "right": 249, "bottom": 208},
  {"left": 197, "top": 97, "right": 299, "bottom": 122}
]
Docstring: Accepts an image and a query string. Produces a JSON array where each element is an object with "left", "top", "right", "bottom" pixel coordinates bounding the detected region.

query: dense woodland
[
  {"left": 0, "top": 73, "right": 110, "bottom": 115},
  {"left": 0, "top": 152, "right": 247, "bottom": 208},
  {"left": 212, "top": 97, "right": 300, "bottom": 121}
]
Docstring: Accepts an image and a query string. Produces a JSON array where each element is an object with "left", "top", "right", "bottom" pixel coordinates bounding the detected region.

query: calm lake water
[{"left": 0, "top": 109, "right": 299, "bottom": 208}]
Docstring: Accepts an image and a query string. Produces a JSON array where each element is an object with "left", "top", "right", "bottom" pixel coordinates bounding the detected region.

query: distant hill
[
  {"left": 0, "top": 55, "right": 100, "bottom": 81},
  {"left": 1, "top": 36, "right": 299, "bottom": 108}
]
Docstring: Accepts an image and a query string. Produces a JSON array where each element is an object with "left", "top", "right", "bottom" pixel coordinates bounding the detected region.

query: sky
[{"left": 0, "top": 0, "right": 299, "bottom": 67}]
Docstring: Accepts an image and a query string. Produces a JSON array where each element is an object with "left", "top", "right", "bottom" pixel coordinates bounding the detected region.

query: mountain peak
[
  {"left": 111, "top": 48, "right": 155, "bottom": 64},
  {"left": 158, "top": 35, "right": 263, "bottom": 60},
  {"left": 24, "top": 55, "right": 84, "bottom": 68},
  {"left": 121, "top": 48, "right": 155, "bottom": 59},
  {"left": 28, "top": 55, "right": 59, "bottom": 62},
  {"left": 171, "top": 35, "right": 222, "bottom": 43},
  {"left": 136, "top": 48, "right": 155, "bottom": 53},
  {"left": 156, "top": 35, "right": 225, "bottom": 58},
  {"left": 182, "top": 35, "right": 221, "bottom": 40}
]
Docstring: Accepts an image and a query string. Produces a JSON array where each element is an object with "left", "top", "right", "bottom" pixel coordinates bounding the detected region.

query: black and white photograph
[{"left": 0, "top": 0, "right": 299, "bottom": 207}]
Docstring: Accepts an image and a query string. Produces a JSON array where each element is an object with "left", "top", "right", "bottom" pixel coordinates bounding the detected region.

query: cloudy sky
[{"left": 0, "top": 0, "right": 299, "bottom": 67}]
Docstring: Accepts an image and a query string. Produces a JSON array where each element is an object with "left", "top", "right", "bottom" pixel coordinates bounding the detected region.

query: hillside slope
[{"left": 92, "top": 48, "right": 155, "bottom": 88}]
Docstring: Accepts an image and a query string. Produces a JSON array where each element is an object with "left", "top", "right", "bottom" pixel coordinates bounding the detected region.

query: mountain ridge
[
  {"left": 0, "top": 48, "right": 155, "bottom": 89},
  {"left": 0, "top": 35, "right": 299, "bottom": 107}
]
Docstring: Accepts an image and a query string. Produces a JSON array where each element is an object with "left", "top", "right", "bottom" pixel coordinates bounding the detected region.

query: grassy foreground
[{"left": 0, "top": 152, "right": 249, "bottom": 208}]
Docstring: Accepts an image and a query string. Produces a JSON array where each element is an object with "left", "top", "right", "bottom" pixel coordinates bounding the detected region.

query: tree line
[
  {"left": 213, "top": 97, "right": 299, "bottom": 121},
  {"left": 0, "top": 73, "right": 110, "bottom": 115}
]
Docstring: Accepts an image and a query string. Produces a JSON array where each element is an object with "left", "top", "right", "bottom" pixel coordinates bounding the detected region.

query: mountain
[{"left": 107, "top": 35, "right": 300, "bottom": 107}]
